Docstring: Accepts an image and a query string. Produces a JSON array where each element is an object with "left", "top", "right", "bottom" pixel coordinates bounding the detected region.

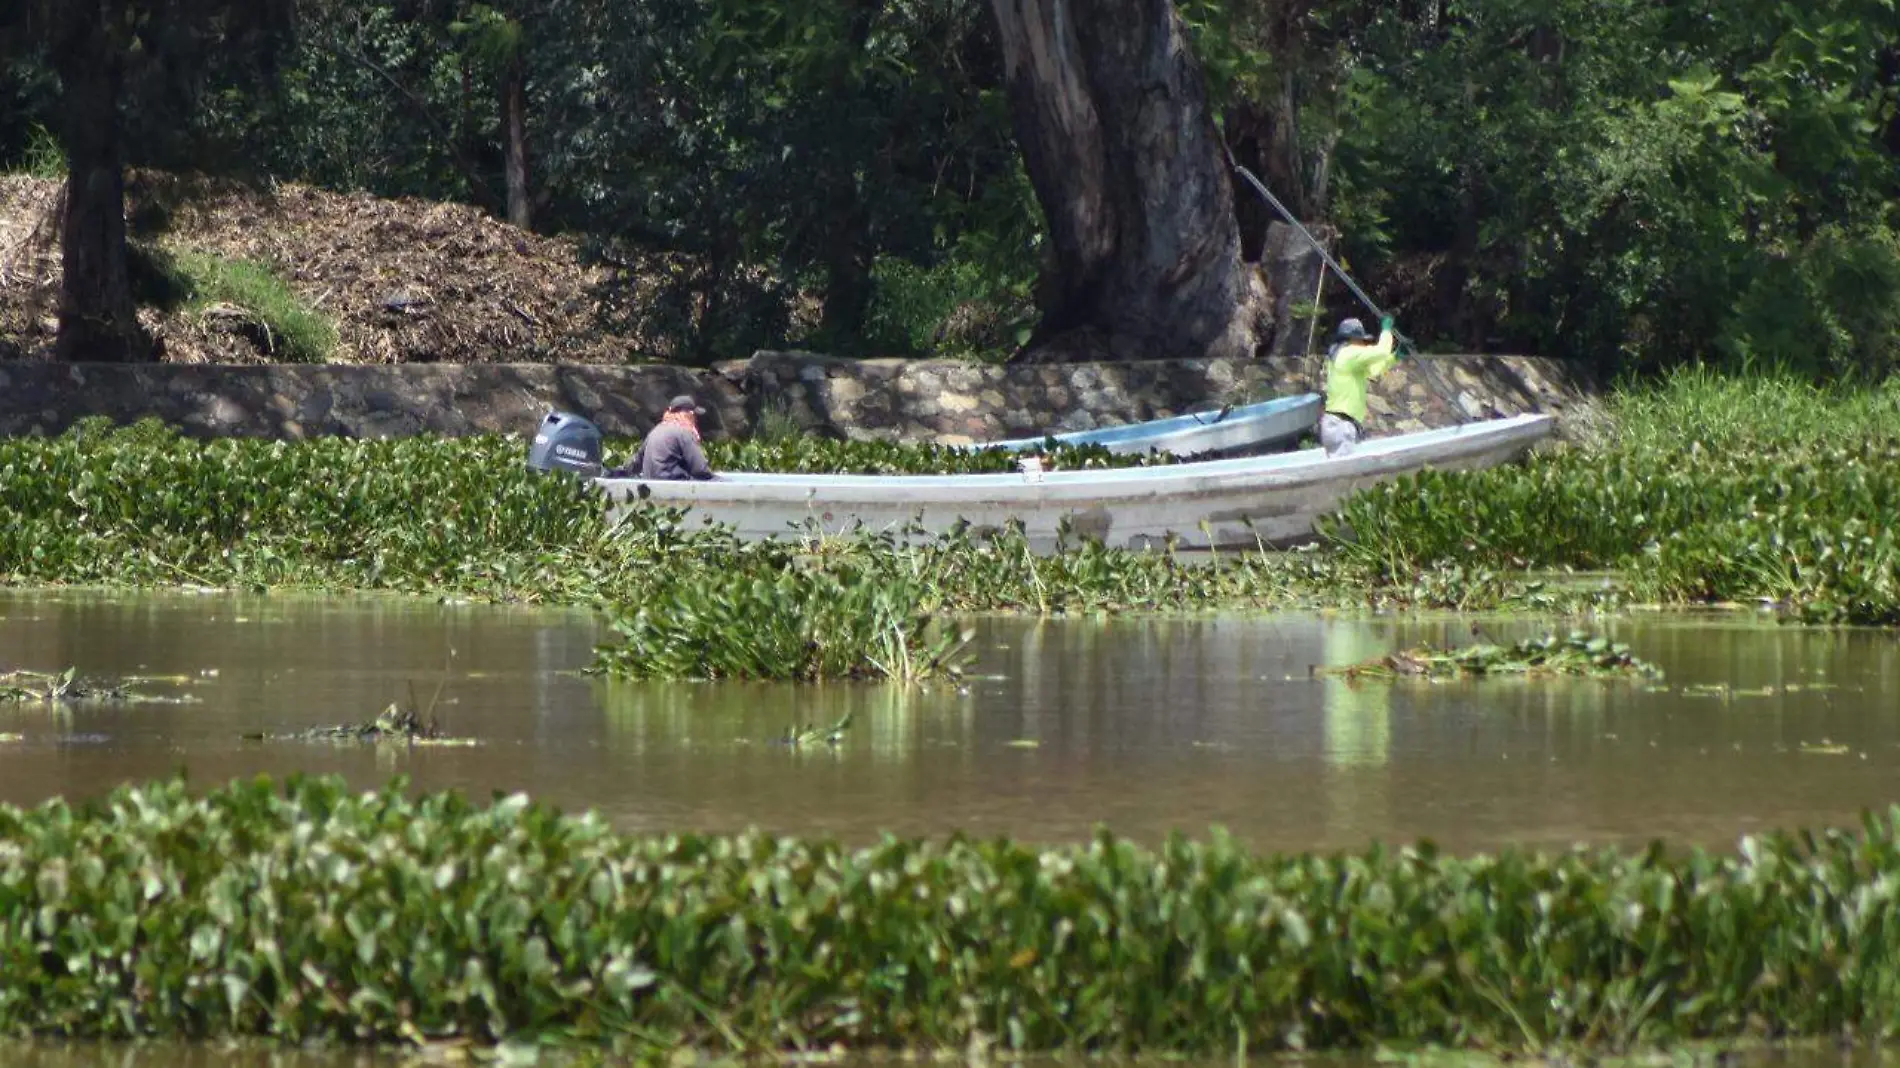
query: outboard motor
[{"left": 526, "top": 410, "right": 604, "bottom": 477}]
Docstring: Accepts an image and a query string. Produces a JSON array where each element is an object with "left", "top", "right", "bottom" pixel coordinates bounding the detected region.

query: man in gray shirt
[{"left": 618, "top": 395, "right": 717, "bottom": 480}]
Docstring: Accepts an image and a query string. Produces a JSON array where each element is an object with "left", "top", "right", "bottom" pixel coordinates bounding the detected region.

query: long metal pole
[
  {"left": 1232, "top": 163, "right": 1471, "bottom": 422},
  {"left": 1234, "top": 165, "right": 1385, "bottom": 319}
]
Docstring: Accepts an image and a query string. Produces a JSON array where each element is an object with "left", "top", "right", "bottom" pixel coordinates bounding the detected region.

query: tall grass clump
[
  {"left": 169, "top": 248, "right": 339, "bottom": 362},
  {"left": 1320, "top": 368, "right": 1900, "bottom": 622},
  {"left": 9, "top": 123, "right": 64, "bottom": 180},
  {"left": 591, "top": 560, "right": 971, "bottom": 681},
  {"left": 9, "top": 775, "right": 1900, "bottom": 1052}
]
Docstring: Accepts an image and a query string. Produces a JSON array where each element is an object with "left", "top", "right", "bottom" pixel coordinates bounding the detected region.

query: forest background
[{"left": 3, "top": 0, "right": 1898, "bottom": 377}]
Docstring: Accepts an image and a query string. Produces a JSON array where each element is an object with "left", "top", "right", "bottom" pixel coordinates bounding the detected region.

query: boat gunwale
[
  {"left": 596, "top": 414, "right": 1556, "bottom": 503},
  {"left": 976, "top": 392, "right": 1323, "bottom": 453}
]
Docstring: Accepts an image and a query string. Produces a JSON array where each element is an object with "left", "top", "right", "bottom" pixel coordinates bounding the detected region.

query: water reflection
[{"left": 1, "top": 589, "right": 1897, "bottom": 853}]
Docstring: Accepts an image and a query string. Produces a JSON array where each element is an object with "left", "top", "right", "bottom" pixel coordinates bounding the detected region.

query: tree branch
[{"left": 336, "top": 15, "right": 503, "bottom": 209}]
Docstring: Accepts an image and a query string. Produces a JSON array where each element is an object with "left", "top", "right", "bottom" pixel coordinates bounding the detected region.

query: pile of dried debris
[{"left": 1, "top": 171, "right": 669, "bottom": 365}]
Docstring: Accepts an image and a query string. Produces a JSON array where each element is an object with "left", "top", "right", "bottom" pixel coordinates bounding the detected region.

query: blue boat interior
[{"left": 982, "top": 392, "right": 1321, "bottom": 452}]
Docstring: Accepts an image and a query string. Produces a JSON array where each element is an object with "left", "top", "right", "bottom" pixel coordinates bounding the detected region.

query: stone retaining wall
[{"left": 0, "top": 350, "right": 1593, "bottom": 444}]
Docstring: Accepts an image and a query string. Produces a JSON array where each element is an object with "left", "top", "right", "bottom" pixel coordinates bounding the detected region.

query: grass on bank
[
  {"left": 6, "top": 774, "right": 1900, "bottom": 1053},
  {"left": 130, "top": 245, "right": 338, "bottom": 362},
  {"left": 7, "top": 124, "right": 64, "bottom": 181}
]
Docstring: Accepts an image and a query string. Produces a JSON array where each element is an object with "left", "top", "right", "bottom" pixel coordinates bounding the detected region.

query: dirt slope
[{"left": 0, "top": 172, "right": 658, "bottom": 364}]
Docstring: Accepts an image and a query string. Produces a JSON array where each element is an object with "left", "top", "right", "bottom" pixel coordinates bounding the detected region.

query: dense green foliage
[
  {"left": 8, "top": 0, "right": 1897, "bottom": 371},
  {"left": 592, "top": 562, "right": 971, "bottom": 682},
  {"left": 11, "top": 372, "right": 1899, "bottom": 632},
  {"left": 0, "top": 418, "right": 607, "bottom": 594},
  {"left": 1323, "top": 371, "right": 1900, "bottom": 623},
  {"left": 17, "top": 377, "right": 1900, "bottom": 633},
  {"left": 8, "top": 774, "right": 1900, "bottom": 1051},
  {"left": 0, "top": 416, "right": 1611, "bottom": 626}
]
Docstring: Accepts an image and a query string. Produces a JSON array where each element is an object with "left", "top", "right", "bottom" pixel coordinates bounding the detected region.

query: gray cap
[
  {"left": 666, "top": 394, "right": 706, "bottom": 414},
  {"left": 1336, "top": 318, "right": 1370, "bottom": 341}
]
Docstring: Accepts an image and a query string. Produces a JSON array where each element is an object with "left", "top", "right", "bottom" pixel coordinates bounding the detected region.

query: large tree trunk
[
  {"left": 501, "top": 52, "right": 532, "bottom": 230},
  {"left": 53, "top": 6, "right": 153, "bottom": 363},
  {"left": 990, "top": 0, "right": 1269, "bottom": 363}
]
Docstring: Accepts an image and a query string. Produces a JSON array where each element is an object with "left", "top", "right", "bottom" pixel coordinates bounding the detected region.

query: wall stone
[
  {"left": 733, "top": 349, "right": 1593, "bottom": 444},
  {"left": 0, "top": 363, "right": 747, "bottom": 441},
  {"left": 0, "top": 349, "right": 1593, "bottom": 445}
]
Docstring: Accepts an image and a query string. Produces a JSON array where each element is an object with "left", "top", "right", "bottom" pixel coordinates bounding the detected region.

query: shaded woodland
[{"left": 4, "top": 0, "right": 1898, "bottom": 375}]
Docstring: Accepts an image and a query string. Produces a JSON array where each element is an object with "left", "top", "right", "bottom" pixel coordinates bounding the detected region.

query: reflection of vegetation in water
[
  {"left": 596, "top": 677, "right": 970, "bottom": 762},
  {"left": 1320, "top": 624, "right": 1393, "bottom": 771},
  {"left": 779, "top": 713, "right": 853, "bottom": 748}
]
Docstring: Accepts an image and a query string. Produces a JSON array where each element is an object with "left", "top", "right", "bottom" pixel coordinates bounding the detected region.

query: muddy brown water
[
  {"left": 2, "top": 588, "right": 1898, "bottom": 854},
  {"left": 3, "top": 588, "right": 1900, "bottom": 1067}
]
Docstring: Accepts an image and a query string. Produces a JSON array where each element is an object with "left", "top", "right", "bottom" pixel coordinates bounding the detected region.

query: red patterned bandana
[{"left": 661, "top": 409, "right": 700, "bottom": 440}]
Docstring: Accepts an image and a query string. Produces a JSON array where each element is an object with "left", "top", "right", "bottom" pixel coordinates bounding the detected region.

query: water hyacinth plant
[
  {"left": 8, "top": 775, "right": 1900, "bottom": 1052},
  {"left": 9, "top": 373, "right": 1896, "bottom": 629},
  {"left": 590, "top": 560, "right": 972, "bottom": 681},
  {"left": 1321, "top": 370, "right": 1900, "bottom": 624},
  {"left": 0, "top": 416, "right": 1618, "bottom": 624},
  {"left": 1320, "top": 631, "right": 1663, "bottom": 681}
]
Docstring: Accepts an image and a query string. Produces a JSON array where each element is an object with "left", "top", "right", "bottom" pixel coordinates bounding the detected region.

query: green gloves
[{"left": 1380, "top": 315, "right": 1409, "bottom": 359}]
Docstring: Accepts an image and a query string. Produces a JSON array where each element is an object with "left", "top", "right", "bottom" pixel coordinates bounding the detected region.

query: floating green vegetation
[
  {"left": 241, "top": 702, "right": 476, "bottom": 747},
  {"left": 1321, "top": 632, "right": 1663, "bottom": 681},
  {"left": 0, "top": 412, "right": 1626, "bottom": 625},
  {"left": 778, "top": 712, "right": 854, "bottom": 748},
  {"left": 589, "top": 562, "right": 972, "bottom": 682},
  {"left": 21, "top": 391, "right": 1878, "bottom": 631},
  {"left": 8, "top": 775, "right": 1900, "bottom": 1053},
  {"left": 1321, "top": 369, "right": 1900, "bottom": 624},
  {"left": 0, "top": 667, "right": 184, "bottom": 705}
]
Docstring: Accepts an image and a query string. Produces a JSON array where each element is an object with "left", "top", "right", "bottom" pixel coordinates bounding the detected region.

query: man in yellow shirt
[{"left": 1320, "top": 315, "right": 1403, "bottom": 456}]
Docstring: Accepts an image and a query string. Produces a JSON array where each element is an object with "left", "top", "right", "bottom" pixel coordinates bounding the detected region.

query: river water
[
  {"left": 4, "top": 588, "right": 1900, "bottom": 1067},
  {"left": 2, "top": 588, "right": 1897, "bottom": 854}
]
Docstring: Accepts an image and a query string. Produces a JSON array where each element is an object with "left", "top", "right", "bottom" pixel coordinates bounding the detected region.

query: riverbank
[{"left": 0, "top": 371, "right": 1891, "bottom": 628}]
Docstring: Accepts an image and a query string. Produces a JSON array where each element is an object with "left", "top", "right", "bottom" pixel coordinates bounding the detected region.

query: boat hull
[{"left": 598, "top": 414, "right": 1556, "bottom": 553}]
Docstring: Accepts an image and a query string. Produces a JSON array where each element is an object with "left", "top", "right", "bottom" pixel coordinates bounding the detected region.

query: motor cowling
[{"left": 526, "top": 410, "right": 603, "bottom": 477}]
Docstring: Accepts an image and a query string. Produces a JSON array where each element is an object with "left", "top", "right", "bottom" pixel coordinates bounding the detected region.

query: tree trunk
[
  {"left": 53, "top": 7, "right": 153, "bottom": 363},
  {"left": 818, "top": 212, "right": 874, "bottom": 348},
  {"left": 501, "top": 51, "right": 532, "bottom": 230},
  {"left": 990, "top": 0, "right": 1268, "bottom": 363}
]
